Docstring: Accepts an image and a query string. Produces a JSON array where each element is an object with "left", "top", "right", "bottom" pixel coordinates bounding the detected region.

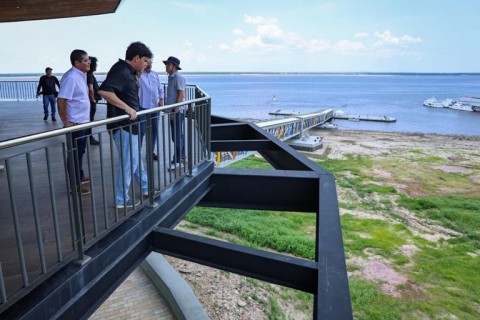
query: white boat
[
  {"left": 318, "top": 122, "right": 338, "bottom": 130},
  {"left": 423, "top": 97, "right": 444, "bottom": 108},
  {"left": 448, "top": 102, "right": 473, "bottom": 112},
  {"left": 459, "top": 95, "right": 480, "bottom": 112},
  {"left": 441, "top": 98, "right": 455, "bottom": 107}
]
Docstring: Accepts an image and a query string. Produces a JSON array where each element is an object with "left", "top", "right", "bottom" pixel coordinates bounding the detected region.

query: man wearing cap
[
  {"left": 163, "top": 56, "right": 186, "bottom": 170},
  {"left": 36, "top": 67, "right": 60, "bottom": 121}
]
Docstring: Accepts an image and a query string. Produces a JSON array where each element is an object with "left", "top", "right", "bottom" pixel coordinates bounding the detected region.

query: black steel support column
[{"left": 315, "top": 174, "right": 353, "bottom": 319}]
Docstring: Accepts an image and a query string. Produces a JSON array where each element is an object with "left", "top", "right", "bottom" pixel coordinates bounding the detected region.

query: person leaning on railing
[{"left": 98, "top": 41, "right": 153, "bottom": 209}]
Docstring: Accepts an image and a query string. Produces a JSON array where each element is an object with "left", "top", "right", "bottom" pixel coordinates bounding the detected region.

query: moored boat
[
  {"left": 423, "top": 97, "right": 444, "bottom": 108},
  {"left": 448, "top": 102, "right": 473, "bottom": 112}
]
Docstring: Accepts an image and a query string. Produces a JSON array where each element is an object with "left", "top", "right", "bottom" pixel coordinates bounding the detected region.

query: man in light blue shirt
[
  {"left": 139, "top": 59, "right": 164, "bottom": 160},
  {"left": 57, "top": 49, "right": 91, "bottom": 195},
  {"left": 163, "top": 56, "right": 186, "bottom": 170}
]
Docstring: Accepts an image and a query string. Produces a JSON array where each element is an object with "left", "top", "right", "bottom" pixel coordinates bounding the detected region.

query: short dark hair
[
  {"left": 70, "top": 49, "right": 88, "bottom": 66},
  {"left": 89, "top": 56, "right": 98, "bottom": 72},
  {"left": 125, "top": 42, "right": 153, "bottom": 61}
]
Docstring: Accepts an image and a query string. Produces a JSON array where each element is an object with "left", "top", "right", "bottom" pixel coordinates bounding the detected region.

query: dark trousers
[
  {"left": 86, "top": 102, "right": 96, "bottom": 138},
  {"left": 170, "top": 110, "right": 185, "bottom": 163},
  {"left": 68, "top": 129, "right": 87, "bottom": 185},
  {"left": 139, "top": 111, "right": 159, "bottom": 150}
]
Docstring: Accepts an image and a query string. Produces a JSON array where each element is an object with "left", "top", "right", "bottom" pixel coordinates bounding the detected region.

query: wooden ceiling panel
[{"left": 0, "top": 0, "right": 122, "bottom": 23}]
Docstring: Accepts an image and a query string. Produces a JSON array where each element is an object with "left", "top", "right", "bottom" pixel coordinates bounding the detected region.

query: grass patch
[
  {"left": 185, "top": 207, "right": 316, "bottom": 259},
  {"left": 408, "top": 242, "right": 480, "bottom": 319},
  {"left": 267, "top": 297, "right": 285, "bottom": 320},
  {"left": 226, "top": 154, "right": 274, "bottom": 170},
  {"left": 350, "top": 277, "right": 404, "bottom": 320},
  {"left": 341, "top": 214, "right": 409, "bottom": 261},
  {"left": 398, "top": 195, "right": 480, "bottom": 241}
]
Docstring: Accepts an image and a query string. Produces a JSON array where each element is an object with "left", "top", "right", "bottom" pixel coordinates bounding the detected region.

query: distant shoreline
[{"left": 2, "top": 72, "right": 480, "bottom": 78}]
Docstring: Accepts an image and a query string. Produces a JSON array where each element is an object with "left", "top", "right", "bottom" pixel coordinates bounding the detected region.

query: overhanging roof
[{"left": 0, "top": 0, "right": 123, "bottom": 23}]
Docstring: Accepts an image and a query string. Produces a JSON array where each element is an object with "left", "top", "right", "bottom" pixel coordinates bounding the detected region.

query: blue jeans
[
  {"left": 170, "top": 111, "right": 185, "bottom": 163},
  {"left": 113, "top": 129, "right": 148, "bottom": 205},
  {"left": 42, "top": 94, "right": 56, "bottom": 116},
  {"left": 139, "top": 111, "right": 159, "bottom": 151}
]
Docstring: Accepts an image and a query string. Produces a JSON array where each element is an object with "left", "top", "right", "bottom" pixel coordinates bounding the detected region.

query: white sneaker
[
  {"left": 116, "top": 199, "right": 141, "bottom": 209},
  {"left": 143, "top": 189, "right": 161, "bottom": 197},
  {"left": 168, "top": 162, "right": 182, "bottom": 171}
]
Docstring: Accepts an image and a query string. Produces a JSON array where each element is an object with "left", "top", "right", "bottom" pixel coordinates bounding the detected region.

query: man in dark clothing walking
[{"left": 36, "top": 67, "right": 60, "bottom": 121}]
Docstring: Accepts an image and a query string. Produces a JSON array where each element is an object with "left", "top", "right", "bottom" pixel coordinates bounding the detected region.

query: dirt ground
[{"left": 171, "top": 129, "right": 480, "bottom": 319}]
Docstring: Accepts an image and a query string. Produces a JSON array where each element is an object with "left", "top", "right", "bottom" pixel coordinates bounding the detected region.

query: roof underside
[{"left": 0, "top": 0, "right": 122, "bottom": 23}]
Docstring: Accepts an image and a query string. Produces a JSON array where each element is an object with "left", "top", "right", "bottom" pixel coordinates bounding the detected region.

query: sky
[{"left": 1, "top": 0, "right": 480, "bottom": 74}]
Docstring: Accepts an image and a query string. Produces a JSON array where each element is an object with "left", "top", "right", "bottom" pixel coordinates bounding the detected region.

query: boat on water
[
  {"left": 423, "top": 97, "right": 453, "bottom": 108},
  {"left": 459, "top": 95, "right": 480, "bottom": 112},
  {"left": 424, "top": 95, "right": 480, "bottom": 112},
  {"left": 448, "top": 102, "right": 473, "bottom": 112}
]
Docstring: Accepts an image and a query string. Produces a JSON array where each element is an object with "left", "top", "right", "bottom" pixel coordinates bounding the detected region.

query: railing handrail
[{"left": 0, "top": 88, "right": 210, "bottom": 150}]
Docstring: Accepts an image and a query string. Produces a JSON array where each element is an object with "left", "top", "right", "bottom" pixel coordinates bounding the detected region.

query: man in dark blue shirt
[
  {"left": 36, "top": 67, "right": 60, "bottom": 121},
  {"left": 98, "top": 42, "right": 153, "bottom": 209}
]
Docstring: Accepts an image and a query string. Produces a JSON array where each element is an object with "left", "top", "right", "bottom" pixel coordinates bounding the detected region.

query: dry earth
[{"left": 171, "top": 129, "right": 480, "bottom": 319}]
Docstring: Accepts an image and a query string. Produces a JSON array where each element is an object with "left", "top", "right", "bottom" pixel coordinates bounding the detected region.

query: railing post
[
  {"left": 15, "top": 82, "right": 19, "bottom": 101},
  {"left": 145, "top": 113, "right": 157, "bottom": 206},
  {"left": 206, "top": 98, "right": 211, "bottom": 158},
  {"left": 187, "top": 103, "right": 193, "bottom": 176},
  {"left": 66, "top": 132, "right": 90, "bottom": 265}
]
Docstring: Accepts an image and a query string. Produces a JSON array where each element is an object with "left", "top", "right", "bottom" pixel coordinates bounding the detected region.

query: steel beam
[
  {"left": 200, "top": 168, "right": 319, "bottom": 212},
  {"left": 211, "top": 122, "right": 265, "bottom": 140},
  {"left": 211, "top": 139, "right": 275, "bottom": 151},
  {"left": 151, "top": 227, "right": 318, "bottom": 293}
]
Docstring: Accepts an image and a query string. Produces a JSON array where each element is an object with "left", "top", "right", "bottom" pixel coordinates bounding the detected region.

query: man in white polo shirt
[{"left": 57, "top": 49, "right": 91, "bottom": 195}]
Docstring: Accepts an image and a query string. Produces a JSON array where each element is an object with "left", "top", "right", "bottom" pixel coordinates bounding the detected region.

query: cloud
[
  {"left": 244, "top": 15, "right": 277, "bottom": 25},
  {"left": 374, "top": 30, "right": 422, "bottom": 46},
  {"left": 219, "top": 43, "right": 230, "bottom": 50},
  {"left": 233, "top": 28, "right": 244, "bottom": 36},
  {"left": 333, "top": 40, "right": 366, "bottom": 53},
  {"left": 355, "top": 32, "right": 369, "bottom": 38},
  {"left": 307, "top": 39, "right": 331, "bottom": 53},
  {"left": 183, "top": 40, "right": 193, "bottom": 47},
  {"left": 220, "top": 16, "right": 420, "bottom": 61}
]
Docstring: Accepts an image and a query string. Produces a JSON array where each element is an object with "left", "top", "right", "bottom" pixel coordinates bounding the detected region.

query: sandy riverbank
[{"left": 306, "top": 129, "right": 480, "bottom": 160}]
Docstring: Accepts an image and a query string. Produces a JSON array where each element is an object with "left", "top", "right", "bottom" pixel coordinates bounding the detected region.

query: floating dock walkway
[{"left": 333, "top": 114, "right": 396, "bottom": 122}]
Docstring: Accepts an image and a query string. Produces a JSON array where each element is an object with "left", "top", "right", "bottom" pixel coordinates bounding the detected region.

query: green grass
[
  {"left": 341, "top": 214, "right": 409, "bottom": 263},
  {"left": 408, "top": 242, "right": 480, "bottom": 319},
  {"left": 185, "top": 207, "right": 317, "bottom": 259},
  {"left": 226, "top": 155, "right": 274, "bottom": 170},
  {"left": 398, "top": 195, "right": 480, "bottom": 241},
  {"left": 349, "top": 277, "right": 404, "bottom": 320}
]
